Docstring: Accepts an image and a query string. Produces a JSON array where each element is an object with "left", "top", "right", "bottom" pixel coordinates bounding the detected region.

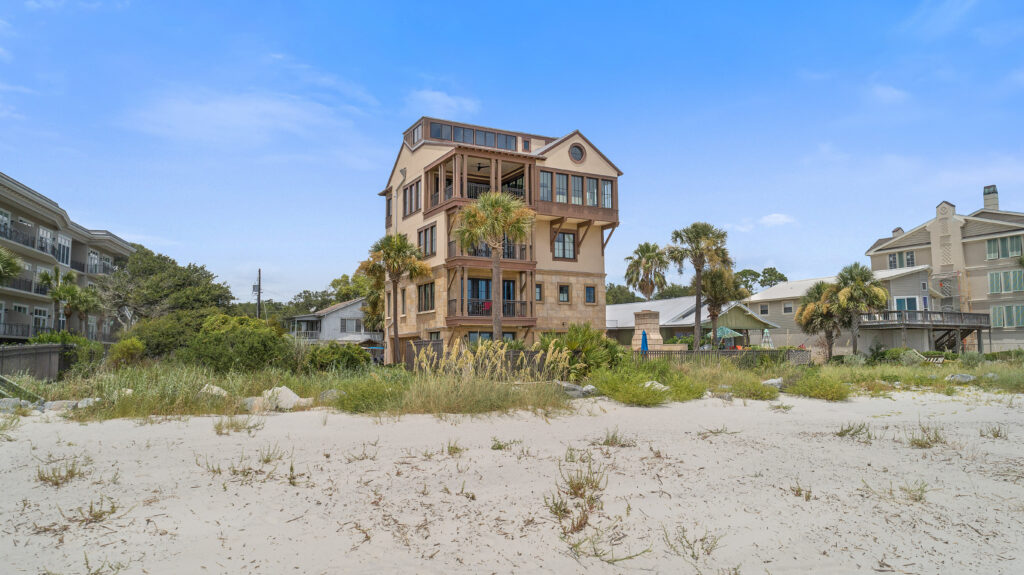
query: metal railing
[
  {"left": 501, "top": 184, "right": 524, "bottom": 198},
  {"left": 70, "top": 260, "right": 86, "bottom": 273},
  {"left": 466, "top": 182, "right": 490, "bottom": 199},
  {"left": 291, "top": 330, "right": 321, "bottom": 340},
  {"left": 0, "top": 224, "right": 36, "bottom": 249},
  {"left": 0, "top": 323, "right": 31, "bottom": 338},
  {"left": 87, "top": 262, "right": 115, "bottom": 275},
  {"left": 447, "top": 240, "right": 529, "bottom": 261},
  {"left": 2, "top": 277, "right": 35, "bottom": 293},
  {"left": 859, "top": 310, "right": 990, "bottom": 328},
  {"left": 453, "top": 298, "right": 529, "bottom": 318},
  {"left": 33, "top": 283, "right": 49, "bottom": 295}
]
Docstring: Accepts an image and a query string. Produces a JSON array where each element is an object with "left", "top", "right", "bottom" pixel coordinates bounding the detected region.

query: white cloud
[
  {"left": 404, "top": 89, "right": 479, "bottom": 119},
  {"left": 759, "top": 213, "right": 796, "bottom": 227},
  {"left": 122, "top": 90, "right": 348, "bottom": 146},
  {"left": 901, "top": 0, "right": 978, "bottom": 38},
  {"left": 724, "top": 220, "right": 755, "bottom": 233},
  {"left": 867, "top": 83, "right": 910, "bottom": 104},
  {"left": 265, "top": 53, "right": 378, "bottom": 107},
  {"left": 0, "top": 82, "right": 34, "bottom": 93},
  {"left": 25, "top": 0, "right": 66, "bottom": 9}
]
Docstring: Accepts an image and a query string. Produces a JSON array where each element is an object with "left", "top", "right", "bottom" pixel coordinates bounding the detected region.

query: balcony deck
[
  {"left": 859, "top": 310, "right": 990, "bottom": 329},
  {"left": 445, "top": 298, "right": 536, "bottom": 327}
]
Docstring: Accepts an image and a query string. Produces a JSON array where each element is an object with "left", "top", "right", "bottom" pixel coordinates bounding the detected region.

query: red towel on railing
[{"left": 483, "top": 301, "right": 492, "bottom": 311}]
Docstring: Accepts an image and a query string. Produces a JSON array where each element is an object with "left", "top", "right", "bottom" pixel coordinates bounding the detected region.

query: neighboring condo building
[
  {"left": 0, "top": 171, "right": 134, "bottom": 342},
  {"left": 380, "top": 117, "right": 621, "bottom": 362}
]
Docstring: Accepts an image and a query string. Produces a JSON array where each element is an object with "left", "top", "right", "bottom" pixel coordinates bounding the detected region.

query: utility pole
[{"left": 253, "top": 269, "right": 262, "bottom": 319}]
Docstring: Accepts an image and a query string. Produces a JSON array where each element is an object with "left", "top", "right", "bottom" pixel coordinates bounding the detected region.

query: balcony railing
[
  {"left": 70, "top": 260, "right": 86, "bottom": 273},
  {"left": 2, "top": 277, "right": 35, "bottom": 293},
  {"left": 0, "top": 224, "right": 36, "bottom": 249},
  {"left": 291, "top": 330, "right": 321, "bottom": 340},
  {"left": 447, "top": 241, "right": 530, "bottom": 261},
  {"left": 501, "top": 184, "right": 525, "bottom": 198},
  {"left": 454, "top": 298, "right": 530, "bottom": 318},
  {"left": 466, "top": 182, "right": 491, "bottom": 199},
  {"left": 0, "top": 322, "right": 31, "bottom": 338},
  {"left": 87, "top": 262, "right": 115, "bottom": 275},
  {"left": 33, "top": 283, "right": 50, "bottom": 295},
  {"left": 859, "top": 310, "right": 990, "bottom": 328}
]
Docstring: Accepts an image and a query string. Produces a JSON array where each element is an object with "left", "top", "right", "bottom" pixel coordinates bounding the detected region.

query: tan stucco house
[
  {"left": 380, "top": 117, "right": 620, "bottom": 361},
  {"left": 1, "top": 171, "right": 135, "bottom": 342}
]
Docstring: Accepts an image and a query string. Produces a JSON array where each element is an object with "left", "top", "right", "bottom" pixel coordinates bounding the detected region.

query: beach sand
[{"left": 2, "top": 390, "right": 1022, "bottom": 574}]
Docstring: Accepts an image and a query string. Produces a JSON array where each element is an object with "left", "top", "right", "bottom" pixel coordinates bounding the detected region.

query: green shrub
[
  {"left": 180, "top": 314, "right": 292, "bottom": 372},
  {"left": 786, "top": 371, "right": 850, "bottom": 401},
  {"left": 588, "top": 366, "right": 670, "bottom": 406},
  {"left": 899, "top": 350, "right": 925, "bottom": 366},
  {"left": 537, "top": 323, "right": 623, "bottom": 381},
  {"left": 730, "top": 378, "right": 780, "bottom": 400},
  {"left": 959, "top": 351, "right": 983, "bottom": 369},
  {"left": 128, "top": 307, "right": 220, "bottom": 357},
  {"left": 843, "top": 354, "right": 866, "bottom": 366},
  {"left": 306, "top": 342, "right": 371, "bottom": 371},
  {"left": 28, "top": 331, "right": 104, "bottom": 367},
  {"left": 107, "top": 337, "right": 145, "bottom": 368}
]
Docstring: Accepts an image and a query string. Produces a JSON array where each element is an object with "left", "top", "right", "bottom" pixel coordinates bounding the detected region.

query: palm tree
[
  {"left": 370, "top": 234, "right": 430, "bottom": 364},
  {"left": 356, "top": 256, "right": 385, "bottom": 332},
  {"left": 37, "top": 266, "right": 78, "bottom": 332},
  {"left": 795, "top": 281, "right": 843, "bottom": 361},
  {"left": 452, "top": 191, "right": 535, "bottom": 341},
  {"left": 0, "top": 247, "right": 23, "bottom": 285},
  {"left": 698, "top": 267, "right": 750, "bottom": 347},
  {"left": 71, "top": 287, "right": 101, "bottom": 336},
  {"left": 835, "top": 262, "right": 888, "bottom": 356},
  {"left": 624, "top": 242, "right": 668, "bottom": 301},
  {"left": 666, "top": 222, "right": 732, "bottom": 347}
]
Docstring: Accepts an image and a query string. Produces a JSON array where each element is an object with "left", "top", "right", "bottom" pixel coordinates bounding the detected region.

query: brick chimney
[
  {"left": 892, "top": 227, "right": 904, "bottom": 237},
  {"left": 983, "top": 185, "right": 999, "bottom": 210}
]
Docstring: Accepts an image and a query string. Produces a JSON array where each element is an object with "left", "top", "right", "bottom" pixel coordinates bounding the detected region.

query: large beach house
[
  {"left": 379, "top": 117, "right": 621, "bottom": 362},
  {"left": 1, "top": 171, "right": 134, "bottom": 342}
]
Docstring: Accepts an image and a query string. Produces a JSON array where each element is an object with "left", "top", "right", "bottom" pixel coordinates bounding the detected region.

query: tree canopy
[
  {"left": 759, "top": 267, "right": 788, "bottom": 288},
  {"left": 735, "top": 269, "right": 761, "bottom": 292},
  {"left": 605, "top": 283, "right": 642, "bottom": 304},
  {"left": 653, "top": 282, "right": 694, "bottom": 300}
]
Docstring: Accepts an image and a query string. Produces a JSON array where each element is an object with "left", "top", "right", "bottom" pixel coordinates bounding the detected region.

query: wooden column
[
  {"left": 454, "top": 154, "right": 461, "bottom": 198},
  {"left": 496, "top": 158, "right": 503, "bottom": 193},
  {"left": 439, "top": 161, "right": 445, "bottom": 202}
]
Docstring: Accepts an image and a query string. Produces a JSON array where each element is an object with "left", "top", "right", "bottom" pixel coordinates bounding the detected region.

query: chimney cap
[{"left": 984, "top": 185, "right": 998, "bottom": 195}]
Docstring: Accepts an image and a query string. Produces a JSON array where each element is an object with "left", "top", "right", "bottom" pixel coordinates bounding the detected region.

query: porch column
[
  {"left": 439, "top": 162, "right": 445, "bottom": 203},
  {"left": 496, "top": 158, "right": 503, "bottom": 193},
  {"left": 459, "top": 266, "right": 465, "bottom": 315},
  {"left": 490, "top": 159, "right": 497, "bottom": 193},
  {"left": 977, "top": 329, "right": 983, "bottom": 353},
  {"left": 454, "top": 154, "right": 462, "bottom": 198},
  {"left": 954, "top": 329, "right": 962, "bottom": 353}
]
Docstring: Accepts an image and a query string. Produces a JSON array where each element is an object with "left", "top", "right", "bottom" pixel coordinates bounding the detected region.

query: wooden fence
[
  {"left": 634, "top": 348, "right": 812, "bottom": 367},
  {"left": 0, "top": 343, "right": 67, "bottom": 381}
]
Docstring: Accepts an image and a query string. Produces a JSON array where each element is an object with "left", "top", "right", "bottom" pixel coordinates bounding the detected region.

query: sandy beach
[{"left": 3, "top": 390, "right": 1023, "bottom": 574}]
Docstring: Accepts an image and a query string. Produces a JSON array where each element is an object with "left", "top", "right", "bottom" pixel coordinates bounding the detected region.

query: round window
[{"left": 569, "top": 144, "right": 585, "bottom": 162}]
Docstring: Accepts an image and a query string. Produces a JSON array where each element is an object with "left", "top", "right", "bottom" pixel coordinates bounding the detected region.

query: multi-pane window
[
  {"left": 990, "top": 270, "right": 1024, "bottom": 293},
  {"left": 571, "top": 176, "right": 583, "bottom": 205},
  {"left": 987, "top": 236, "right": 1023, "bottom": 260},
  {"left": 894, "top": 297, "right": 918, "bottom": 311},
  {"left": 496, "top": 133, "right": 517, "bottom": 150},
  {"left": 403, "top": 181, "right": 421, "bottom": 216},
  {"left": 586, "top": 178, "right": 598, "bottom": 206},
  {"left": 992, "top": 305, "right": 1024, "bottom": 328},
  {"left": 539, "top": 171, "right": 552, "bottom": 202},
  {"left": 417, "top": 282, "right": 435, "bottom": 312},
  {"left": 401, "top": 288, "right": 406, "bottom": 315},
  {"left": 535, "top": 283, "right": 543, "bottom": 301},
  {"left": 601, "top": 180, "right": 613, "bottom": 208},
  {"left": 37, "top": 227, "right": 54, "bottom": 254},
  {"left": 522, "top": 139, "right": 530, "bottom": 152},
  {"left": 759, "top": 304, "right": 769, "bottom": 316},
  {"left": 585, "top": 286, "right": 596, "bottom": 303},
  {"left": 413, "top": 124, "right": 422, "bottom": 143},
  {"left": 558, "top": 284, "right": 570, "bottom": 303},
  {"left": 33, "top": 307, "right": 49, "bottom": 329},
  {"left": 554, "top": 232, "right": 576, "bottom": 259},
  {"left": 418, "top": 225, "right": 437, "bottom": 257},
  {"left": 555, "top": 174, "right": 568, "bottom": 203},
  {"left": 56, "top": 235, "right": 72, "bottom": 266},
  {"left": 887, "top": 250, "right": 915, "bottom": 269},
  {"left": 783, "top": 301, "right": 794, "bottom": 314}
]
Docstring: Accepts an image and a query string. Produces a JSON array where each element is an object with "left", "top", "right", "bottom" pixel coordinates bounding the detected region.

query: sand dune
[{"left": 2, "top": 391, "right": 1023, "bottom": 574}]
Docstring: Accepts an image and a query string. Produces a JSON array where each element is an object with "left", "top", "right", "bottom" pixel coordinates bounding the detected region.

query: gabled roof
[
  {"left": 533, "top": 130, "right": 624, "bottom": 176},
  {"left": 606, "top": 296, "right": 776, "bottom": 329},
  {"left": 968, "top": 208, "right": 1024, "bottom": 225},
  {"left": 866, "top": 221, "right": 931, "bottom": 254},
  {"left": 746, "top": 265, "right": 931, "bottom": 302},
  {"left": 288, "top": 297, "right": 365, "bottom": 320}
]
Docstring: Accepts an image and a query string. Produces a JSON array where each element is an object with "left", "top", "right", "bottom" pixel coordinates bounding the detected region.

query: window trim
[
  {"left": 759, "top": 303, "right": 769, "bottom": 316},
  {"left": 402, "top": 178, "right": 422, "bottom": 219},
  {"left": 417, "top": 223, "right": 437, "bottom": 257},
  {"left": 584, "top": 285, "right": 597, "bottom": 305},
  {"left": 417, "top": 282, "right": 435, "bottom": 313},
  {"left": 535, "top": 283, "right": 543, "bottom": 302},
  {"left": 569, "top": 143, "right": 586, "bottom": 164},
  {"left": 782, "top": 301, "right": 794, "bottom": 314},
  {"left": 557, "top": 284, "right": 571, "bottom": 304},
  {"left": 553, "top": 232, "right": 577, "bottom": 261}
]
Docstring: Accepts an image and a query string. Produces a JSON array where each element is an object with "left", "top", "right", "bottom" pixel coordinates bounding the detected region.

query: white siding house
[{"left": 288, "top": 298, "right": 383, "bottom": 345}]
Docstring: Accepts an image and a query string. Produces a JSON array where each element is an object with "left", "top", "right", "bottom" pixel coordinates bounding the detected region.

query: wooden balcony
[
  {"left": 445, "top": 240, "right": 535, "bottom": 271},
  {"left": 859, "top": 310, "right": 990, "bottom": 329}
]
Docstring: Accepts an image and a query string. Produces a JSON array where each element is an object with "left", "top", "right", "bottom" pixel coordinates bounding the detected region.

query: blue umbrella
[{"left": 641, "top": 329, "right": 649, "bottom": 354}]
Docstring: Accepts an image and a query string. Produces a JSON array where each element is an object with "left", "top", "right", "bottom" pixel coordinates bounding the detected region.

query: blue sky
[{"left": 2, "top": 1, "right": 1023, "bottom": 302}]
